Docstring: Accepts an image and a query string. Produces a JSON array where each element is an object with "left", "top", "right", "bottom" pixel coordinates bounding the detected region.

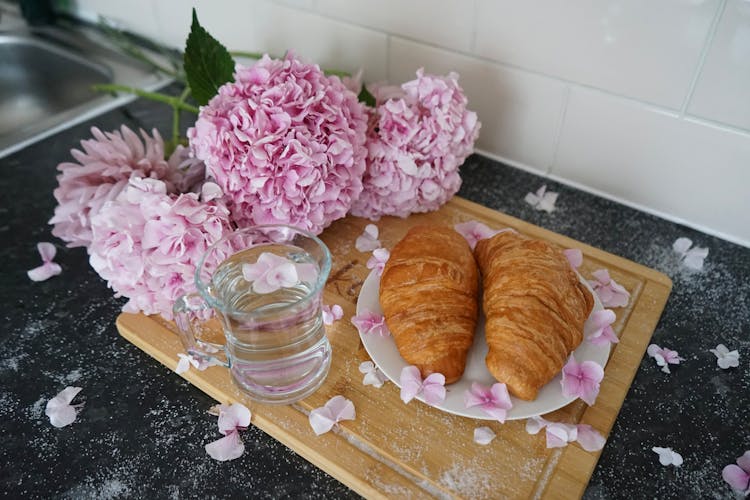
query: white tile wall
[
  {"left": 151, "top": 0, "right": 388, "bottom": 81},
  {"left": 316, "top": 0, "right": 475, "bottom": 52},
  {"left": 389, "top": 38, "right": 567, "bottom": 173},
  {"left": 689, "top": 0, "right": 750, "bottom": 130},
  {"left": 474, "top": 0, "right": 721, "bottom": 109},
  {"left": 554, "top": 88, "right": 750, "bottom": 243},
  {"left": 60, "top": 0, "right": 750, "bottom": 245}
]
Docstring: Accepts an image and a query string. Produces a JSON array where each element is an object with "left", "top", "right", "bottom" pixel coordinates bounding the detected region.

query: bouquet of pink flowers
[{"left": 48, "top": 10, "right": 480, "bottom": 319}]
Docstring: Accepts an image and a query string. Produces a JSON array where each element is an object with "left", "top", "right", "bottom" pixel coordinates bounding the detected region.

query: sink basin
[
  {"left": 0, "top": 15, "right": 173, "bottom": 158},
  {"left": 0, "top": 34, "right": 111, "bottom": 136}
]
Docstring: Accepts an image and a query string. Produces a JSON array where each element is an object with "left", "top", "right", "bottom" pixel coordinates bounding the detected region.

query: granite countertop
[{"left": 1, "top": 89, "right": 748, "bottom": 499}]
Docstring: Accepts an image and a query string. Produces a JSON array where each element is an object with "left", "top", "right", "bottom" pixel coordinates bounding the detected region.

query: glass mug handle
[{"left": 173, "top": 292, "right": 229, "bottom": 368}]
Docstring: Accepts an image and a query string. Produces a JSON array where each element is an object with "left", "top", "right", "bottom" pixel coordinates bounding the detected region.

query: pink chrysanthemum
[
  {"left": 88, "top": 177, "right": 233, "bottom": 320},
  {"left": 350, "top": 69, "right": 480, "bottom": 219},
  {"left": 49, "top": 126, "right": 203, "bottom": 248},
  {"left": 188, "top": 53, "right": 368, "bottom": 234}
]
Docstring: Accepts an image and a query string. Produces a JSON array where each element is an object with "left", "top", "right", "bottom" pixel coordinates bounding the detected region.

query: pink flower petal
[
  {"left": 525, "top": 416, "right": 549, "bottom": 435},
  {"left": 351, "top": 310, "right": 390, "bottom": 337},
  {"left": 309, "top": 395, "right": 356, "bottom": 435},
  {"left": 576, "top": 424, "right": 606, "bottom": 452},
  {"left": 37, "top": 242, "right": 57, "bottom": 262},
  {"left": 736, "top": 451, "right": 750, "bottom": 473},
  {"left": 585, "top": 309, "right": 619, "bottom": 346},
  {"left": 366, "top": 248, "right": 390, "bottom": 276},
  {"left": 201, "top": 182, "right": 223, "bottom": 202},
  {"left": 176, "top": 354, "right": 192, "bottom": 374},
  {"left": 322, "top": 304, "right": 344, "bottom": 325},
  {"left": 652, "top": 447, "right": 683, "bottom": 466},
  {"left": 561, "top": 355, "right": 604, "bottom": 406},
  {"left": 464, "top": 382, "right": 512, "bottom": 422},
  {"left": 399, "top": 366, "right": 424, "bottom": 404},
  {"left": 453, "top": 221, "right": 503, "bottom": 250},
  {"left": 723, "top": 464, "right": 750, "bottom": 493},
  {"left": 355, "top": 224, "right": 380, "bottom": 252},
  {"left": 217, "top": 403, "right": 251, "bottom": 435},
  {"left": 205, "top": 430, "right": 245, "bottom": 461},
  {"left": 358, "top": 361, "right": 387, "bottom": 388},
  {"left": 563, "top": 248, "right": 583, "bottom": 269},
  {"left": 45, "top": 386, "right": 83, "bottom": 428},
  {"left": 27, "top": 262, "right": 63, "bottom": 282},
  {"left": 672, "top": 237, "right": 693, "bottom": 255},
  {"left": 545, "top": 423, "right": 577, "bottom": 448},
  {"left": 474, "top": 426, "right": 496, "bottom": 445},
  {"left": 421, "top": 373, "right": 447, "bottom": 405}
]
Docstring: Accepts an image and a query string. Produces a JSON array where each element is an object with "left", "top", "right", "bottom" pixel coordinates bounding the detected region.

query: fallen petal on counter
[
  {"left": 710, "top": 344, "right": 740, "bottom": 369},
  {"left": 28, "top": 242, "right": 62, "bottom": 282},
  {"left": 673, "top": 237, "right": 708, "bottom": 271},
  {"left": 45, "top": 386, "right": 83, "bottom": 428},
  {"left": 322, "top": 304, "right": 344, "bottom": 325},
  {"left": 206, "top": 430, "right": 245, "bottom": 461},
  {"left": 474, "top": 426, "right": 496, "bottom": 445},
  {"left": 647, "top": 344, "right": 685, "bottom": 374},
  {"left": 722, "top": 451, "right": 750, "bottom": 495},
  {"left": 355, "top": 224, "right": 380, "bottom": 252},
  {"left": 546, "top": 423, "right": 578, "bottom": 448},
  {"left": 524, "top": 185, "right": 558, "bottom": 213},
  {"left": 309, "top": 395, "right": 356, "bottom": 435},
  {"left": 216, "top": 403, "right": 251, "bottom": 435},
  {"left": 525, "top": 416, "right": 549, "bottom": 435},
  {"left": 652, "top": 446, "right": 683, "bottom": 467},
  {"left": 358, "top": 361, "right": 387, "bottom": 388}
]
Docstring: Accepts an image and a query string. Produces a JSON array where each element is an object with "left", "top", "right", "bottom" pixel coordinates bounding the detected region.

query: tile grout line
[
  {"left": 679, "top": 0, "right": 728, "bottom": 118},
  {"left": 547, "top": 85, "right": 571, "bottom": 176}
]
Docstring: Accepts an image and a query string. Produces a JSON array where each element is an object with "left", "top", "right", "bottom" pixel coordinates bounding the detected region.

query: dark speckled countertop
[{"left": 1, "top": 87, "right": 748, "bottom": 499}]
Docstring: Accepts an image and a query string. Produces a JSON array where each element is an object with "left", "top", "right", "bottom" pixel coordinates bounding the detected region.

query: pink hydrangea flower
[
  {"left": 49, "top": 126, "right": 199, "bottom": 248},
  {"left": 563, "top": 248, "right": 583, "bottom": 270},
  {"left": 189, "top": 53, "right": 368, "bottom": 235},
  {"left": 88, "top": 178, "right": 233, "bottom": 320},
  {"left": 525, "top": 417, "right": 606, "bottom": 452},
  {"left": 350, "top": 69, "right": 480, "bottom": 220},
  {"left": 560, "top": 355, "right": 604, "bottom": 406},
  {"left": 588, "top": 269, "right": 630, "bottom": 308}
]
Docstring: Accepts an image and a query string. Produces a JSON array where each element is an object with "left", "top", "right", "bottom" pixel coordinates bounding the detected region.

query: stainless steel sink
[{"left": 0, "top": 8, "right": 173, "bottom": 158}]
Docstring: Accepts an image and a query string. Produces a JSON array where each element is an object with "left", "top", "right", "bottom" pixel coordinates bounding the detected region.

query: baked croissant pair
[{"left": 379, "top": 225, "right": 594, "bottom": 401}]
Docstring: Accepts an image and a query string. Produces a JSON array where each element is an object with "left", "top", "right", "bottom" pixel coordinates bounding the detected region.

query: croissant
[
  {"left": 379, "top": 226, "right": 479, "bottom": 384},
  {"left": 475, "top": 231, "right": 594, "bottom": 400}
]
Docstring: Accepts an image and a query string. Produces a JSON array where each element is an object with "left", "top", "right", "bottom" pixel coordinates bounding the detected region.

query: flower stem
[
  {"left": 172, "top": 87, "right": 193, "bottom": 147},
  {"left": 92, "top": 84, "right": 200, "bottom": 114}
]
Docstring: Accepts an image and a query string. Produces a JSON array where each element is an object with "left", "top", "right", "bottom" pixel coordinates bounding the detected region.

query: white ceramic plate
[{"left": 356, "top": 269, "right": 609, "bottom": 420}]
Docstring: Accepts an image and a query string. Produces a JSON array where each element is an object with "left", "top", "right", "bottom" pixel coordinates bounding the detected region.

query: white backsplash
[{"left": 61, "top": 0, "right": 750, "bottom": 246}]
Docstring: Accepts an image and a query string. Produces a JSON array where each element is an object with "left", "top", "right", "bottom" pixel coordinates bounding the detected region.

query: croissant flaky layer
[
  {"left": 475, "top": 232, "right": 594, "bottom": 400},
  {"left": 379, "top": 226, "right": 479, "bottom": 384}
]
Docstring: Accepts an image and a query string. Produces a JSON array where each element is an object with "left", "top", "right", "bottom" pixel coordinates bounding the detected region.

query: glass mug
[{"left": 173, "top": 225, "right": 332, "bottom": 404}]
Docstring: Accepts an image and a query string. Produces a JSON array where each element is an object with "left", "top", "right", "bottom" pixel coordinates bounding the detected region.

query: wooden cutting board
[{"left": 117, "top": 196, "right": 672, "bottom": 499}]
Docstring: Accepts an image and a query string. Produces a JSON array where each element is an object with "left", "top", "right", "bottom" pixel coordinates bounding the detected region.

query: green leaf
[
  {"left": 358, "top": 85, "right": 376, "bottom": 107},
  {"left": 183, "top": 8, "right": 235, "bottom": 106}
]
